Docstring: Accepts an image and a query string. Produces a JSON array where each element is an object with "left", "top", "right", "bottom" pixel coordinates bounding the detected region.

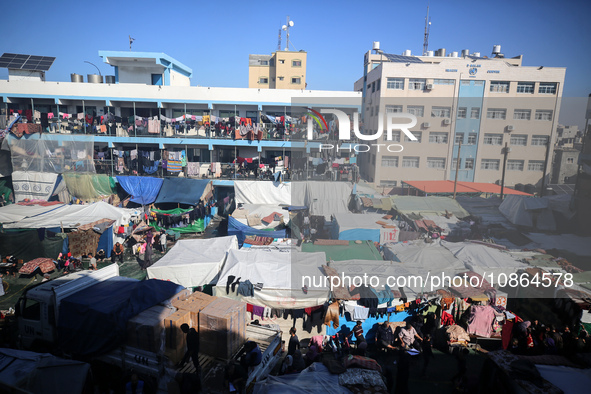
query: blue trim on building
[
  {"left": 450, "top": 80, "right": 485, "bottom": 182},
  {"left": 98, "top": 50, "right": 193, "bottom": 78},
  {"left": 114, "top": 66, "right": 119, "bottom": 84}
]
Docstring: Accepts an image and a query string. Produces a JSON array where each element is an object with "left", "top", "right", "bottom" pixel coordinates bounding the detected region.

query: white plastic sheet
[{"left": 234, "top": 181, "right": 291, "bottom": 205}]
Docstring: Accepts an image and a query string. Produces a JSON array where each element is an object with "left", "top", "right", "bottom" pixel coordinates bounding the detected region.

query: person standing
[
  {"left": 88, "top": 253, "right": 97, "bottom": 270},
  {"left": 179, "top": 323, "right": 200, "bottom": 371},
  {"left": 287, "top": 327, "right": 300, "bottom": 356},
  {"left": 160, "top": 230, "right": 167, "bottom": 254},
  {"left": 144, "top": 232, "right": 154, "bottom": 268}
]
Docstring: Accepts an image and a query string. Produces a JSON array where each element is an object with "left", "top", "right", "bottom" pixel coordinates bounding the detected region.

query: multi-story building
[
  {"left": 555, "top": 124, "right": 581, "bottom": 149},
  {"left": 354, "top": 45, "right": 565, "bottom": 192},
  {"left": 249, "top": 50, "right": 307, "bottom": 89},
  {"left": 551, "top": 148, "right": 579, "bottom": 184},
  {"left": 0, "top": 50, "right": 358, "bottom": 181}
]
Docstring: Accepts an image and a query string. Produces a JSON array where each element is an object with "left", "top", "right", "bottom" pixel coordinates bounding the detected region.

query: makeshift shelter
[
  {"left": 63, "top": 173, "right": 116, "bottom": 201},
  {"left": 301, "top": 240, "right": 383, "bottom": 261},
  {"left": 390, "top": 195, "right": 469, "bottom": 219},
  {"left": 0, "top": 228, "right": 65, "bottom": 262},
  {"left": 214, "top": 249, "right": 329, "bottom": 309},
  {"left": 441, "top": 240, "right": 528, "bottom": 277},
  {"left": 147, "top": 236, "right": 239, "bottom": 288},
  {"left": 332, "top": 212, "right": 398, "bottom": 243},
  {"left": 116, "top": 176, "right": 164, "bottom": 205},
  {"left": 11, "top": 171, "right": 59, "bottom": 202},
  {"left": 234, "top": 180, "right": 291, "bottom": 205},
  {"left": 253, "top": 363, "right": 350, "bottom": 394},
  {"left": 0, "top": 348, "right": 90, "bottom": 394},
  {"left": 150, "top": 206, "right": 215, "bottom": 234},
  {"left": 382, "top": 240, "right": 467, "bottom": 275},
  {"left": 401, "top": 180, "right": 531, "bottom": 196},
  {"left": 499, "top": 194, "right": 576, "bottom": 232},
  {"left": 228, "top": 216, "right": 287, "bottom": 245},
  {"left": 291, "top": 181, "right": 352, "bottom": 219},
  {"left": 154, "top": 178, "right": 212, "bottom": 205},
  {"left": 0, "top": 202, "right": 65, "bottom": 226}
]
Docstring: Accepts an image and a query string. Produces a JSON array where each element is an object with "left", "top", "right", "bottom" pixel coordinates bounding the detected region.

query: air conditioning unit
[
  {"left": 423, "top": 122, "right": 431, "bottom": 128},
  {"left": 425, "top": 83, "right": 434, "bottom": 90},
  {"left": 506, "top": 125, "right": 514, "bottom": 131},
  {"left": 443, "top": 118, "right": 452, "bottom": 125}
]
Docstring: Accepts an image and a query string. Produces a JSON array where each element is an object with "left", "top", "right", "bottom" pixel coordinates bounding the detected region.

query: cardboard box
[
  {"left": 169, "top": 288, "right": 192, "bottom": 308},
  {"left": 127, "top": 305, "right": 176, "bottom": 353},
  {"left": 198, "top": 297, "right": 246, "bottom": 360},
  {"left": 163, "top": 309, "right": 192, "bottom": 364},
  {"left": 174, "top": 292, "right": 216, "bottom": 327}
]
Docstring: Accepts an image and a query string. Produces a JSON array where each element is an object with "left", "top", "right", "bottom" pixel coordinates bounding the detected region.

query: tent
[
  {"left": 147, "top": 236, "right": 239, "bottom": 287},
  {"left": 383, "top": 240, "right": 467, "bottom": 275},
  {"left": 0, "top": 348, "right": 90, "bottom": 394},
  {"left": 214, "top": 249, "right": 329, "bottom": 309},
  {"left": 0, "top": 202, "right": 65, "bottom": 225},
  {"left": 332, "top": 212, "right": 398, "bottom": 243},
  {"left": 154, "top": 178, "right": 212, "bottom": 205},
  {"left": 390, "top": 195, "right": 469, "bottom": 218},
  {"left": 228, "top": 216, "right": 287, "bottom": 245},
  {"left": 234, "top": 180, "right": 291, "bottom": 205},
  {"left": 499, "top": 194, "right": 576, "bottom": 232},
  {"left": 253, "top": 363, "right": 350, "bottom": 394},
  {"left": 291, "top": 181, "right": 352, "bottom": 220},
  {"left": 116, "top": 176, "right": 164, "bottom": 205},
  {"left": 301, "top": 240, "right": 383, "bottom": 261},
  {"left": 441, "top": 240, "right": 528, "bottom": 277}
]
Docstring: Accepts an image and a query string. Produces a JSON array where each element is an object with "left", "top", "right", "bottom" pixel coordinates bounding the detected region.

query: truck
[{"left": 16, "top": 264, "right": 283, "bottom": 393}]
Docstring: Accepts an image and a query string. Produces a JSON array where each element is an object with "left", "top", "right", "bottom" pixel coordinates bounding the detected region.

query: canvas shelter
[{"left": 332, "top": 212, "right": 399, "bottom": 243}]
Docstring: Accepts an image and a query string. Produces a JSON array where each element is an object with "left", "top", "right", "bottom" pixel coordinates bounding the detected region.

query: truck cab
[{"left": 16, "top": 264, "right": 120, "bottom": 350}]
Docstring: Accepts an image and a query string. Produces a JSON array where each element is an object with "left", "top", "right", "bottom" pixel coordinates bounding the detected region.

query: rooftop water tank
[
  {"left": 71, "top": 73, "right": 83, "bottom": 83},
  {"left": 473, "top": 52, "right": 481, "bottom": 57},
  {"left": 427, "top": 51, "right": 434, "bottom": 57},
  {"left": 105, "top": 75, "right": 116, "bottom": 84},
  {"left": 461, "top": 49, "right": 470, "bottom": 57},
  {"left": 493, "top": 45, "right": 501, "bottom": 54},
  {"left": 87, "top": 74, "right": 103, "bottom": 83},
  {"left": 403, "top": 49, "right": 411, "bottom": 56},
  {"left": 438, "top": 48, "right": 446, "bottom": 57},
  {"left": 452, "top": 51, "right": 459, "bottom": 57},
  {"left": 373, "top": 41, "right": 380, "bottom": 51}
]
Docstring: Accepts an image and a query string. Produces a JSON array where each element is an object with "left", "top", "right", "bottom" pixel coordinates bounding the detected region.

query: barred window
[
  {"left": 470, "top": 108, "right": 480, "bottom": 119},
  {"left": 490, "top": 81, "right": 510, "bottom": 93},
  {"left": 513, "top": 109, "right": 531, "bottom": 120},
  {"left": 528, "top": 160, "right": 544, "bottom": 171},
  {"left": 457, "top": 107, "right": 467, "bottom": 119},
  {"left": 517, "top": 82, "right": 535, "bottom": 93},
  {"left": 535, "top": 110, "right": 553, "bottom": 121},
  {"left": 487, "top": 108, "right": 507, "bottom": 120},
  {"left": 484, "top": 133, "right": 503, "bottom": 145},
  {"left": 510, "top": 135, "right": 527, "bottom": 146},
  {"left": 467, "top": 133, "right": 477, "bottom": 144},
  {"left": 481, "top": 159, "right": 500, "bottom": 170},
  {"left": 385, "top": 105, "right": 403, "bottom": 113},
  {"left": 465, "top": 158, "right": 474, "bottom": 169},
  {"left": 387, "top": 78, "right": 404, "bottom": 90},
  {"left": 407, "top": 105, "right": 424, "bottom": 117},
  {"left": 381, "top": 156, "right": 399, "bottom": 167},
  {"left": 538, "top": 83, "right": 557, "bottom": 94},
  {"left": 408, "top": 78, "right": 426, "bottom": 90},
  {"left": 404, "top": 131, "right": 422, "bottom": 143},
  {"left": 531, "top": 135, "right": 549, "bottom": 146},
  {"left": 507, "top": 160, "right": 524, "bottom": 171},
  {"left": 431, "top": 107, "right": 451, "bottom": 118},
  {"left": 455, "top": 133, "right": 464, "bottom": 145},
  {"left": 429, "top": 132, "right": 448, "bottom": 144},
  {"left": 402, "top": 156, "right": 420, "bottom": 168},
  {"left": 427, "top": 157, "right": 446, "bottom": 169}
]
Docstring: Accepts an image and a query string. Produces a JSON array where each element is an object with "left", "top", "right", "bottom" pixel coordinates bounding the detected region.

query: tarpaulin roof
[
  {"left": 0, "top": 348, "right": 90, "bottom": 394},
  {"left": 234, "top": 180, "right": 291, "bottom": 205},
  {"left": 301, "top": 240, "right": 383, "bottom": 261},
  {"left": 116, "top": 176, "right": 164, "bottom": 205},
  {"left": 228, "top": 216, "right": 287, "bottom": 245},
  {"left": 403, "top": 180, "right": 531, "bottom": 196},
  {"left": 291, "top": 181, "right": 352, "bottom": 220},
  {"left": 147, "top": 236, "right": 239, "bottom": 287},
  {"left": 214, "top": 249, "right": 328, "bottom": 309},
  {"left": 58, "top": 277, "right": 183, "bottom": 356},
  {"left": 154, "top": 178, "right": 211, "bottom": 205},
  {"left": 383, "top": 240, "right": 466, "bottom": 275},
  {"left": 390, "top": 196, "right": 470, "bottom": 218},
  {"left": 0, "top": 202, "right": 65, "bottom": 224},
  {"left": 63, "top": 173, "right": 116, "bottom": 201},
  {"left": 499, "top": 194, "right": 576, "bottom": 231}
]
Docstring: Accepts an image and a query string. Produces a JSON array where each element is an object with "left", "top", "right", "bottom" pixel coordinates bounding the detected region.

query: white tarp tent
[
  {"left": 291, "top": 181, "right": 352, "bottom": 219},
  {"left": 522, "top": 233, "right": 591, "bottom": 257},
  {"left": 383, "top": 240, "right": 467, "bottom": 275},
  {"left": 146, "top": 236, "right": 239, "bottom": 287},
  {"left": 441, "top": 241, "right": 528, "bottom": 277},
  {"left": 234, "top": 181, "right": 291, "bottom": 205},
  {"left": 332, "top": 212, "right": 398, "bottom": 243},
  {"left": 499, "top": 194, "right": 576, "bottom": 231},
  {"left": 0, "top": 203, "right": 66, "bottom": 224},
  {"left": 214, "top": 249, "right": 329, "bottom": 309},
  {"left": 232, "top": 204, "right": 287, "bottom": 230}
]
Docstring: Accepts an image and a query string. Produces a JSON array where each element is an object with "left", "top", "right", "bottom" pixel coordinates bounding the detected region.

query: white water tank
[
  {"left": 473, "top": 52, "right": 481, "bottom": 57},
  {"left": 438, "top": 48, "right": 446, "bottom": 57},
  {"left": 427, "top": 51, "right": 434, "bottom": 57},
  {"left": 70, "top": 73, "right": 83, "bottom": 83},
  {"left": 105, "top": 75, "right": 116, "bottom": 84},
  {"left": 403, "top": 49, "right": 411, "bottom": 56},
  {"left": 87, "top": 74, "right": 103, "bottom": 83},
  {"left": 452, "top": 51, "right": 459, "bottom": 57},
  {"left": 461, "top": 49, "right": 470, "bottom": 57},
  {"left": 373, "top": 41, "right": 380, "bottom": 51},
  {"left": 493, "top": 45, "right": 501, "bottom": 54}
]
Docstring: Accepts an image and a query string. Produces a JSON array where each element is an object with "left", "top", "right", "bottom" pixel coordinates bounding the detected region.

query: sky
[{"left": 1, "top": 0, "right": 590, "bottom": 126}]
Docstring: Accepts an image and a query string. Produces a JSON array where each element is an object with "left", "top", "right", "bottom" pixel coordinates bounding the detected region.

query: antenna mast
[
  {"left": 277, "top": 25, "right": 282, "bottom": 51},
  {"left": 422, "top": 6, "right": 431, "bottom": 55},
  {"left": 129, "top": 35, "right": 135, "bottom": 51}
]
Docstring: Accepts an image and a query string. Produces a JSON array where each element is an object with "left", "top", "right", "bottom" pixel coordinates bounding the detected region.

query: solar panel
[
  {"left": 0, "top": 53, "right": 55, "bottom": 71},
  {"left": 382, "top": 53, "right": 423, "bottom": 64}
]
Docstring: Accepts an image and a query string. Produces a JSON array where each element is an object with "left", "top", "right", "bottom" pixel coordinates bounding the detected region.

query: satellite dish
[
  {"left": 289, "top": 21, "right": 294, "bottom": 27},
  {"left": 282, "top": 25, "right": 287, "bottom": 30}
]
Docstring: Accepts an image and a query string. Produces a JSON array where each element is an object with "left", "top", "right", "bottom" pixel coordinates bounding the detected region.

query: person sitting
[
  {"left": 304, "top": 345, "right": 320, "bottom": 366},
  {"left": 112, "top": 242, "right": 124, "bottom": 264},
  {"left": 88, "top": 253, "right": 97, "bottom": 270},
  {"left": 96, "top": 249, "right": 106, "bottom": 262},
  {"left": 240, "top": 341, "right": 262, "bottom": 370},
  {"left": 399, "top": 321, "right": 423, "bottom": 352},
  {"left": 291, "top": 349, "right": 306, "bottom": 372},
  {"left": 225, "top": 362, "right": 247, "bottom": 393},
  {"left": 4, "top": 255, "right": 18, "bottom": 277},
  {"left": 377, "top": 321, "right": 397, "bottom": 352}
]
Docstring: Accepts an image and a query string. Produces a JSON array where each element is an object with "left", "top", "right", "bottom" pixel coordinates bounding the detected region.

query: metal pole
[
  {"left": 82, "top": 100, "right": 85, "bottom": 134},
  {"left": 453, "top": 140, "right": 462, "bottom": 199},
  {"left": 500, "top": 142, "right": 509, "bottom": 200},
  {"left": 540, "top": 138, "right": 551, "bottom": 197},
  {"left": 133, "top": 102, "right": 136, "bottom": 137}
]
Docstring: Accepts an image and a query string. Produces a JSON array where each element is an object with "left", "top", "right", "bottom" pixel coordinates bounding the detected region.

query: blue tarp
[
  {"left": 228, "top": 216, "right": 287, "bottom": 245},
  {"left": 325, "top": 310, "right": 410, "bottom": 343},
  {"left": 154, "top": 178, "right": 211, "bottom": 205},
  {"left": 58, "top": 277, "right": 183, "bottom": 356},
  {"left": 337, "top": 229, "right": 381, "bottom": 243},
  {"left": 97, "top": 226, "right": 113, "bottom": 258},
  {"left": 116, "top": 176, "right": 164, "bottom": 205}
]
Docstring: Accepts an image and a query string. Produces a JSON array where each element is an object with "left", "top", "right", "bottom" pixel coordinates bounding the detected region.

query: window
[
  {"left": 380, "top": 180, "right": 398, "bottom": 187},
  {"left": 291, "top": 77, "right": 301, "bottom": 84},
  {"left": 407, "top": 105, "right": 424, "bottom": 117},
  {"left": 388, "top": 131, "right": 401, "bottom": 142},
  {"left": 510, "top": 134, "right": 527, "bottom": 146},
  {"left": 528, "top": 160, "right": 544, "bottom": 171},
  {"left": 470, "top": 108, "right": 480, "bottom": 119},
  {"left": 402, "top": 156, "right": 420, "bottom": 168},
  {"left": 404, "top": 131, "right": 422, "bottom": 143},
  {"left": 538, "top": 83, "right": 557, "bottom": 94},
  {"left": 434, "top": 79, "right": 454, "bottom": 85},
  {"left": 457, "top": 107, "right": 467, "bottom": 118},
  {"left": 385, "top": 105, "right": 403, "bottom": 113},
  {"left": 455, "top": 133, "right": 464, "bottom": 145},
  {"left": 278, "top": 76, "right": 284, "bottom": 81},
  {"left": 376, "top": 78, "right": 381, "bottom": 91},
  {"left": 567, "top": 157, "right": 575, "bottom": 164},
  {"left": 490, "top": 81, "right": 510, "bottom": 93},
  {"left": 517, "top": 82, "right": 535, "bottom": 93},
  {"left": 371, "top": 82, "right": 375, "bottom": 93},
  {"left": 427, "top": 157, "right": 446, "bottom": 169},
  {"left": 431, "top": 106, "right": 451, "bottom": 118},
  {"left": 292, "top": 60, "right": 302, "bottom": 67},
  {"left": 451, "top": 158, "right": 461, "bottom": 170},
  {"left": 467, "top": 133, "right": 477, "bottom": 144},
  {"left": 22, "top": 298, "right": 41, "bottom": 320},
  {"left": 259, "top": 77, "right": 269, "bottom": 84},
  {"left": 429, "top": 132, "right": 448, "bottom": 144},
  {"left": 481, "top": 159, "right": 500, "bottom": 170},
  {"left": 531, "top": 135, "right": 549, "bottom": 146},
  {"left": 465, "top": 158, "right": 474, "bottom": 169},
  {"left": 408, "top": 78, "right": 426, "bottom": 90},
  {"left": 487, "top": 108, "right": 507, "bottom": 120},
  {"left": 381, "top": 156, "right": 399, "bottom": 167},
  {"left": 279, "top": 59, "right": 285, "bottom": 64},
  {"left": 387, "top": 78, "right": 404, "bottom": 90},
  {"left": 151, "top": 73, "right": 163, "bottom": 86},
  {"left": 474, "top": 81, "right": 484, "bottom": 86},
  {"left": 535, "top": 110, "right": 553, "bottom": 121},
  {"left": 507, "top": 160, "right": 524, "bottom": 171},
  {"left": 513, "top": 109, "right": 531, "bottom": 120},
  {"left": 484, "top": 133, "right": 503, "bottom": 145},
  {"left": 260, "top": 60, "right": 269, "bottom": 66}
]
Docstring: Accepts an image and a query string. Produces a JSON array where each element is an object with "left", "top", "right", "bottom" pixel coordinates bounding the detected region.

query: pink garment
[
  {"left": 467, "top": 305, "right": 496, "bottom": 338},
  {"left": 310, "top": 335, "right": 324, "bottom": 352}
]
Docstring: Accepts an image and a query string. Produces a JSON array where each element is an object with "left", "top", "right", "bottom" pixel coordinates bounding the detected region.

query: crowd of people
[{"left": 509, "top": 320, "right": 591, "bottom": 356}]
